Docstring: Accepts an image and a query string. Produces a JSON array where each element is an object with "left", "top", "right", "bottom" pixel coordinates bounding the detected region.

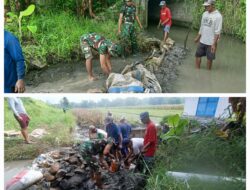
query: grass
[
  {"left": 5, "top": 11, "right": 119, "bottom": 68},
  {"left": 146, "top": 127, "right": 246, "bottom": 190},
  {"left": 4, "top": 98, "right": 76, "bottom": 161},
  {"left": 92, "top": 105, "right": 184, "bottom": 124}
]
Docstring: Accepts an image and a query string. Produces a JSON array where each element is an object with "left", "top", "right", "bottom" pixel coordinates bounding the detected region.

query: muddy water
[
  {"left": 146, "top": 25, "right": 246, "bottom": 93},
  {"left": 25, "top": 53, "right": 148, "bottom": 93},
  {"left": 4, "top": 160, "right": 33, "bottom": 185},
  {"left": 25, "top": 26, "right": 245, "bottom": 93}
]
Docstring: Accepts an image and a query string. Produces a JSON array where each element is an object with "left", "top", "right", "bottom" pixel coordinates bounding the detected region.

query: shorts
[
  {"left": 80, "top": 42, "right": 93, "bottom": 60},
  {"left": 14, "top": 113, "right": 30, "bottom": 129},
  {"left": 195, "top": 42, "right": 216, "bottom": 60},
  {"left": 163, "top": 25, "right": 171, "bottom": 33}
]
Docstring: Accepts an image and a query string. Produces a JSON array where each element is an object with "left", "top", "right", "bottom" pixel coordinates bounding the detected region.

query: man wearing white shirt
[
  {"left": 194, "top": 0, "right": 223, "bottom": 70},
  {"left": 7, "top": 97, "right": 31, "bottom": 144},
  {"left": 124, "top": 138, "right": 144, "bottom": 168},
  {"left": 89, "top": 125, "right": 107, "bottom": 140}
]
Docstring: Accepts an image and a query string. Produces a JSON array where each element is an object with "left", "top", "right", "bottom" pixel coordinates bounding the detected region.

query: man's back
[
  {"left": 106, "top": 123, "right": 120, "bottom": 144},
  {"left": 120, "top": 123, "right": 131, "bottom": 139}
]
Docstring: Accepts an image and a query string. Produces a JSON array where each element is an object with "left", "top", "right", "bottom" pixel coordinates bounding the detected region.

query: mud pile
[
  {"left": 138, "top": 34, "right": 187, "bottom": 92},
  {"left": 28, "top": 146, "right": 146, "bottom": 190},
  {"left": 154, "top": 46, "right": 187, "bottom": 92}
]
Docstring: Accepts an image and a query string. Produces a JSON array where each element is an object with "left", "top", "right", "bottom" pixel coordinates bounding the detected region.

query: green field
[{"left": 90, "top": 105, "right": 184, "bottom": 123}]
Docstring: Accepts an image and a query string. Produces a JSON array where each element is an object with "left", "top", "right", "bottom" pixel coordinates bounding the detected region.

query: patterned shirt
[
  {"left": 81, "top": 33, "right": 113, "bottom": 55},
  {"left": 120, "top": 4, "right": 136, "bottom": 23}
]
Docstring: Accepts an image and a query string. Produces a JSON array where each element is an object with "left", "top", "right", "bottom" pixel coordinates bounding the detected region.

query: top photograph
[{"left": 4, "top": 0, "right": 246, "bottom": 93}]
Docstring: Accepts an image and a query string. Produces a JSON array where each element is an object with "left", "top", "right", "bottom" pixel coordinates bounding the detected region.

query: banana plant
[
  {"left": 6, "top": 4, "right": 37, "bottom": 39},
  {"left": 19, "top": 4, "right": 36, "bottom": 38},
  {"left": 161, "top": 114, "right": 189, "bottom": 141}
]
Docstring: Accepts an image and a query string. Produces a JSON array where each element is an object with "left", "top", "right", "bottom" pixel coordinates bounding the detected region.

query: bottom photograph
[{"left": 4, "top": 96, "right": 246, "bottom": 190}]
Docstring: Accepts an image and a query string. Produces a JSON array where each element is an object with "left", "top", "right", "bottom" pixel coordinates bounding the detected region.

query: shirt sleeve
[
  {"left": 6, "top": 36, "right": 26, "bottom": 80},
  {"left": 120, "top": 5, "right": 125, "bottom": 14},
  {"left": 167, "top": 8, "right": 172, "bottom": 19},
  {"left": 7, "top": 98, "right": 19, "bottom": 116},
  {"left": 214, "top": 14, "right": 223, "bottom": 35},
  {"left": 19, "top": 99, "right": 27, "bottom": 114}
]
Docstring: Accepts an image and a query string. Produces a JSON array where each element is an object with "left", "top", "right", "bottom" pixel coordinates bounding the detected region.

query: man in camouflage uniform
[
  {"left": 118, "top": 0, "right": 143, "bottom": 55},
  {"left": 79, "top": 138, "right": 115, "bottom": 170},
  {"left": 80, "top": 33, "right": 121, "bottom": 81}
]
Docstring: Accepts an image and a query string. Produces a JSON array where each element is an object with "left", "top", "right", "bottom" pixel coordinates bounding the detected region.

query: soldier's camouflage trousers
[{"left": 121, "top": 23, "right": 138, "bottom": 54}]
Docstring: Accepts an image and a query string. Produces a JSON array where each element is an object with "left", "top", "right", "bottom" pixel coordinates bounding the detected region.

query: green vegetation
[
  {"left": 94, "top": 105, "right": 184, "bottom": 123},
  {"left": 146, "top": 115, "right": 246, "bottom": 190},
  {"left": 190, "top": 0, "right": 246, "bottom": 41},
  {"left": 5, "top": 11, "right": 119, "bottom": 68},
  {"left": 4, "top": 0, "right": 245, "bottom": 70},
  {"left": 4, "top": 98, "right": 76, "bottom": 161},
  {"left": 4, "top": 1, "right": 123, "bottom": 69}
]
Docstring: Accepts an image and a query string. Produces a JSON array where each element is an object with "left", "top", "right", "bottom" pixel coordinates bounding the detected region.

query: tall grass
[
  {"left": 72, "top": 108, "right": 104, "bottom": 127},
  {"left": 146, "top": 127, "right": 246, "bottom": 189},
  {"left": 5, "top": 11, "right": 119, "bottom": 67},
  {"left": 4, "top": 98, "right": 75, "bottom": 131},
  {"left": 4, "top": 98, "right": 76, "bottom": 161}
]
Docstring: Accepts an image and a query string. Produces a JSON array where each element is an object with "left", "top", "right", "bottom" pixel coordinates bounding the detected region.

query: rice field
[{"left": 88, "top": 105, "right": 184, "bottom": 124}]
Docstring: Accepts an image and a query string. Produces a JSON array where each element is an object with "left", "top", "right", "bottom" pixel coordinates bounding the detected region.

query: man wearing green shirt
[
  {"left": 80, "top": 33, "right": 122, "bottom": 81},
  {"left": 118, "top": 0, "right": 143, "bottom": 54}
]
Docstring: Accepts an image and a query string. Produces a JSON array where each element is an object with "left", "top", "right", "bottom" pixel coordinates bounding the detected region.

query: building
[{"left": 183, "top": 97, "right": 231, "bottom": 118}]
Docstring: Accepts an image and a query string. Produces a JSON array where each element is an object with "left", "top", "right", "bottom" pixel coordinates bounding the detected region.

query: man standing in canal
[
  {"left": 118, "top": 0, "right": 143, "bottom": 55},
  {"left": 140, "top": 112, "right": 157, "bottom": 167},
  {"left": 7, "top": 97, "right": 32, "bottom": 144},
  {"left": 158, "top": 1, "right": 172, "bottom": 43},
  {"left": 80, "top": 33, "right": 122, "bottom": 81},
  {"left": 194, "top": 0, "right": 223, "bottom": 70}
]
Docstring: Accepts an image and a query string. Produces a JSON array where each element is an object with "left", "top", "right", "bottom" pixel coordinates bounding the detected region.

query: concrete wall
[
  {"left": 183, "top": 97, "right": 230, "bottom": 118},
  {"left": 183, "top": 98, "right": 199, "bottom": 116},
  {"left": 168, "top": 1, "right": 194, "bottom": 23},
  {"left": 215, "top": 98, "right": 230, "bottom": 118},
  {"left": 135, "top": 0, "right": 194, "bottom": 28}
]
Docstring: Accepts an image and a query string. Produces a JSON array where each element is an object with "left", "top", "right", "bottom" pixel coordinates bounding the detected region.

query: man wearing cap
[
  {"left": 105, "top": 116, "right": 122, "bottom": 149},
  {"left": 140, "top": 112, "right": 157, "bottom": 165},
  {"left": 118, "top": 116, "right": 132, "bottom": 157},
  {"left": 194, "top": 0, "right": 223, "bottom": 70},
  {"left": 80, "top": 33, "right": 122, "bottom": 81},
  {"left": 158, "top": 1, "right": 172, "bottom": 43},
  {"left": 105, "top": 116, "right": 123, "bottom": 160},
  {"left": 89, "top": 125, "right": 107, "bottom": 140},
  {"left": 118, "top": 0, "right": 143, "bottom": 55}
]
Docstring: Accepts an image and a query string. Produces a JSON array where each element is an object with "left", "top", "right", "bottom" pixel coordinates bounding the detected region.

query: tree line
[{"left": 59, "top": 97, "right": 184, "bottom": 109}]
